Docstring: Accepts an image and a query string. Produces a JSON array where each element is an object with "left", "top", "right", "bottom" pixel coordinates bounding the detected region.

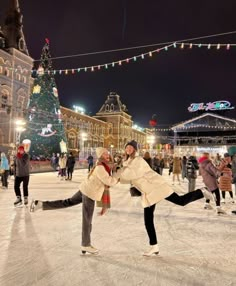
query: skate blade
[
  {"left": 81, "top": 251, "right": 99, "bottom": 255},
  {"left": 143, "top": 252, "right": 159, "bottom": 257}
]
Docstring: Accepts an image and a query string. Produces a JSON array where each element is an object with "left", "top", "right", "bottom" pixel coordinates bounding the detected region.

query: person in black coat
[
  {"left": 66, "top": 152, "right": 76, "bottom": 180},
  {"left": 186, "top": 155, "right": 199, "bottom": 192}
]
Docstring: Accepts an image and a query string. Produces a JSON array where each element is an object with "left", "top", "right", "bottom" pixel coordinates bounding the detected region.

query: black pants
[
  {"left": 67, "top": 167, "right": 74, "bottom": 179},
  {"left": 221, "top": 190, "right": 234, "bottom": 200},
  {"left": 88, "top": 163, "right": 93, "bottom": 172},
  {"left": 144, "top": 189, "right": 204, "bottom": 245},
  {"left": 1, "top": 170, "right": 9, "bottom": 188},
  {"left": 165, "top": 189, "right": 203, "bottom": 206},
  {"left": 144, "top": 204, "right": 157, "bottom": 245},
  {"left": 206, "top": 188, "right": 220, "bottom": 206},
  {"left": 14, "top": 176, "right": 30, "bottom": 197}
]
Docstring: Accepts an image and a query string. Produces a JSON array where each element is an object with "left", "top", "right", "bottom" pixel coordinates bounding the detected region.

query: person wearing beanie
[
  {"left": 116, "top": 141, "right": 214, "bottom": 257},
  {"left": 125, "top": 140, "right": 138, "bottom": 151},
  {"left": 13, "top": 145, "right": 30, "bottom": 207},
  {"left": 30, "top": 147, "right": 119, "bottom": 255}
]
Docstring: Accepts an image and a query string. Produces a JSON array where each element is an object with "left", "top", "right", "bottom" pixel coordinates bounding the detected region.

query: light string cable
[
  {"left": 2, "top": 30, "right": 236, "bottom": 74},
  {"left": 35, "top": 30, "right": 236, "bottom": 61}
]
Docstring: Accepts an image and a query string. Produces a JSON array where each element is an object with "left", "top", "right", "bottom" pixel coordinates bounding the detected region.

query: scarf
[
  {"left": 17, "top": 152, "right": 24, "bottom": 159},
  {"left": 88, "top": 158, "right": 111, "bottom": 179}
]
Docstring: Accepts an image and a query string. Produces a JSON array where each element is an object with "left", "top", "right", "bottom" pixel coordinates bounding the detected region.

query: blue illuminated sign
[{"left": 188, "top": 101, "right": 234, "bottom": 112}]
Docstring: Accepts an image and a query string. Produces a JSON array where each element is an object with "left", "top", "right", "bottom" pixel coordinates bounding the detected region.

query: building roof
[
  {"left": 172, "top": 112, "right": 236, "bottom": 132},
  {"left": 97, "top": 92, "right": 128, "bottom": 114},
  {"left": 1, "top": 0, "right": 29, "bottom": 55}
]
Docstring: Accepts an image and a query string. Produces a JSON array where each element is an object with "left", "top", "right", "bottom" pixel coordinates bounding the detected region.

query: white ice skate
[
  {"left": 216, "top": 207, "right": 227, "bottom": 215},
  {"left": 143, "top": 244, "right": 159, "bottom": 257},
  {"left": 81, "top": 245, "right": 99, "bottom": 255}
]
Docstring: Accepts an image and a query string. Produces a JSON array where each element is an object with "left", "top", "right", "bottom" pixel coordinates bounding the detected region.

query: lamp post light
[
  {"left": 110, "top": 144, "right": 114, "bottom": 155},
  {"left": 146, "top": 135, "right": 155, "bottom": 156},
  {"left": 15, "top": 119, "right": 26, "bottom": 147},
  {"left": 81, "top": 132, "right": 87, "bottom": 158}
]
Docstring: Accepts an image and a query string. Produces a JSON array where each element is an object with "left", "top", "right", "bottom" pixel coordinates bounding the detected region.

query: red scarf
[
  {"left": 17, "top": 152, "right": 24, "bottom": 159},
  {"left": 97, "top": 160, "right": 111, "bottom": 175}
]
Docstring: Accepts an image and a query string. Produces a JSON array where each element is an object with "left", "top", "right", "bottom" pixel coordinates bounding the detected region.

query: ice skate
[
  {"left": 204, "top": 203, "right": 213, "bottom": 210},
  {"left": 200, "top": 187, "right": 214, "bottom": 201},
  {"left": 30, "top": 199, "right": 43, "bottom": 212},
  {"left": 143, "top": 244, "right": 159, "bottom": 257},
  {"left": 24, "top": 196, "right": 28, "bottom": 206},
  {"left": 81, "top": 245, "right": 99, "bottom": 255},
  {"left": 14, "top": 197, "right": 22, "bottom": 207},
  {"left": 216, "top": 207, "right": 227, "bottom": 215}
]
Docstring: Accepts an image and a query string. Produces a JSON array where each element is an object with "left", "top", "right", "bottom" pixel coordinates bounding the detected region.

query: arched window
[{"left": 0, "top": 89, "right": 9, "bottom": 109}]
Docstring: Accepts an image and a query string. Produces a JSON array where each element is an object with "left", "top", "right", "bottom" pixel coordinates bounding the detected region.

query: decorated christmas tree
[{"left": 22, "top": 39, "right": 67, "bottom": 159}]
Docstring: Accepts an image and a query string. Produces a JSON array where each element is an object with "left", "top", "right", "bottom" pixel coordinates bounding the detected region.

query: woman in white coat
[
  {"left": 30, "top": 147, "right": 119, "bottom": 255},
  {"left": 118, "top": 140, "right": 213, "bottom": 257}
]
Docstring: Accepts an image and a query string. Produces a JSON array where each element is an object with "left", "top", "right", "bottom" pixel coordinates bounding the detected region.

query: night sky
[{"left": 1, "top": 0, "right": 236, "bottom": 127}]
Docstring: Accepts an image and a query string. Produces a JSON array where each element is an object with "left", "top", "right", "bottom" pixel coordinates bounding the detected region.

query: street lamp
[
  {"left": 81, "top": 132, "right": 87, "bottom": 158},
  {"left": 15, "top": 119, "right": 26, "bottom": 147},
  {"left": 146, "top": 135, "right": 155, "bottom": 155},
  {"left": 110, "top": 144, "right": 114, "bottom": 155}
]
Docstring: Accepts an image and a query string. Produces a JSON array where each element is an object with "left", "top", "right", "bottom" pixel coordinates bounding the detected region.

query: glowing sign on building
[{"left": 188, "top": 101, "right": 234, "bottom": 112}]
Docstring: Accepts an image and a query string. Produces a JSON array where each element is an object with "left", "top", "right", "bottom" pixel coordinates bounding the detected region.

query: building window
[
  {"left": 105, "top": 104, "right": 109, "bottom": 111},
  {"left": 1, "top": 94, "right": 8, "bottom": 108}
]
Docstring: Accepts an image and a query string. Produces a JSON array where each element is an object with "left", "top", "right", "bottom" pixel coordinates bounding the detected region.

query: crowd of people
[{"left": 1, "top": 142, "right": 236, "bottom": 256}]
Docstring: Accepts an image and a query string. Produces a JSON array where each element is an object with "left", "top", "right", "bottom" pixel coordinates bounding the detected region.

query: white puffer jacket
[
  {"left": 119, "top": 156, "right": 173, "bottom": 208},
  {"left": 80, "top": 165, "right": 118, "bottom": 201}
]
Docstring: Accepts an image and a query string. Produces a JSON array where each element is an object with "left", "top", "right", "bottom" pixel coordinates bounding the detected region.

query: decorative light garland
[{"left": 1, "top": 41, "right": 236, "bottom": 76}]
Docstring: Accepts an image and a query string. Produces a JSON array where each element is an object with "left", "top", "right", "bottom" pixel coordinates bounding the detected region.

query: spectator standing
[
  {"left": 66, "top": 152, "right": 76, "bottom": 180},
  {"left": 59, "top": 153, "right": 67, "bottom": 180},
  {"left": 143, "top": 152, "right": 153, "bottom": 168},
  {"left": 87, "top": 154, "right": 94, "bottom": 172},
  {"left": 231, "top": 154, "right": 236, "bottom": 196},
  {"left": 153, "top": 155, "right": 160, "bottom": 174},
  {"left": 172, "top": 156, "right": 182, "bottom": 185},
  {"left": 13, "top": 145, "right": 30, "bottom": 207},
  {"left": 181, "top": 156, "right": 187, "bottom": 181},
  {"left": 186, "top": 155, "right": 199, "bottom": 192},
  {"left": 219, "top": 153, "right": 234, "bottom": 204},
  {"left": 0, "top": 152, "right": 9, "bottom": 189}
]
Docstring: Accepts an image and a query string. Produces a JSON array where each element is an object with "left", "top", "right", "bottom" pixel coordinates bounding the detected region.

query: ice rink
[{"left": 0, "top": 169, "right": 235, "bottom": 286}]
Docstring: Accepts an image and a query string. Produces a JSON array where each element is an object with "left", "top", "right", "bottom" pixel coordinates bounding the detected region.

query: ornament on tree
[
  {"left": 29, "top": 106, "right": 36, "bottom": 121},
  {"left": 38, "top": 124, "right": 57, "bottom": 137},
  {"left": 149, "top": 114, "right": 157, "bottom": 127},
  {"left": 60, "top": 139, "right": 67, "bottom": 153},
  {"left": 53, "top": 87, "right": 58, "bottom": 97},
  {"left": 37, "top": 65, "right": 44, "bottom": 76},
  {"left": 33, "top": 84, "right": 41, "bottom": 94}
]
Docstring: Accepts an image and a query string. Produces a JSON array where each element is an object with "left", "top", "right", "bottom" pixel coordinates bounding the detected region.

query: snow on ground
[{"left": 0, "top": 169, "right": 235, "bottom": 286}]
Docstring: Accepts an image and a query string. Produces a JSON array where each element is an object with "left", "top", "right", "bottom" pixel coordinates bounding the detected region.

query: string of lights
[{"left": 1, "top": 30, "right": 236, "bottom": 75}]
